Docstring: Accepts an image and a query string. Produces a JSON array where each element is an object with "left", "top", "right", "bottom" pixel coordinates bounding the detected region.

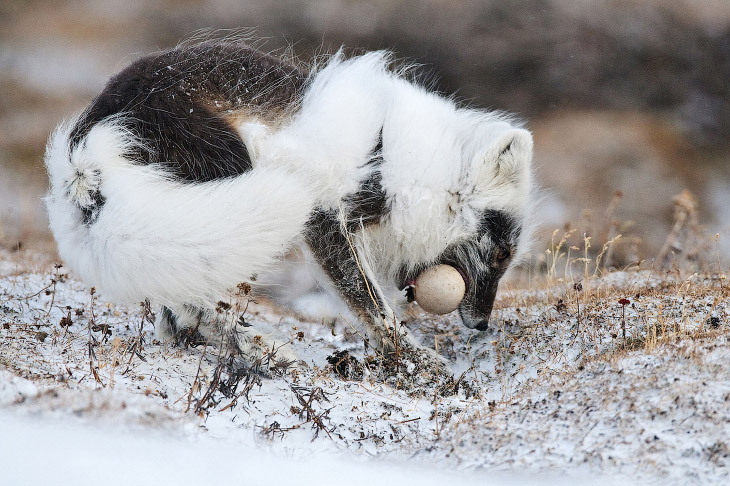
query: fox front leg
[{"left": 304, "top": 208, "right": 415, "bottom": 358}]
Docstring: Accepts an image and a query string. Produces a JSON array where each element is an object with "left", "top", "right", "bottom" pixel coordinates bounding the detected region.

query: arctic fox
[{"left": 45, "top": 41, "right": 534, "bottom": 376}]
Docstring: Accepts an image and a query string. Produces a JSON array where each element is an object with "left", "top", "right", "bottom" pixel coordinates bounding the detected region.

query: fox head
[
  {"left": 383, "top": 122, "right": 534, "bottom": 330},
  {"left": 441, "top": 126, "right": 533, "bottom": 330}
]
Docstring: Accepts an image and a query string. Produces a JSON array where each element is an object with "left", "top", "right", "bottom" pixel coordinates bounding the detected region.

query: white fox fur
[{"left": 45, "top": 44, "right": 534, "bottom": 372}]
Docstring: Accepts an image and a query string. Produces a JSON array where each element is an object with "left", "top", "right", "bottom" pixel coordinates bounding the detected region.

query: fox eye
[{"left": 495, "top": 247, "right": 511, "bottom": 262}]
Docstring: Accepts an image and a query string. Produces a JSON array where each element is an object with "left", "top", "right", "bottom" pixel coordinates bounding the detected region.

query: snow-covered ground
[{"left": 1, "top": 249, "right": 728, "bottom": 485}]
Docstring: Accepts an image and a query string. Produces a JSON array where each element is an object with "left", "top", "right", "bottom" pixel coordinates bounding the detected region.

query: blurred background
[{"left": 1, "top": 0, "right": 729, "bottom": 268}]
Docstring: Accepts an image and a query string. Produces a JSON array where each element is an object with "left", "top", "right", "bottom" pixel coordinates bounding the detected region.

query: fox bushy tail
[{"left": 44, "top": 119, "right": 315, "bottom": 307}]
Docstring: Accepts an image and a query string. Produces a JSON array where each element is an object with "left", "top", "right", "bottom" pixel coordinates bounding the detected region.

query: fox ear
[{"left": 479, "top": 128, "right": 533, "bottom": 187}]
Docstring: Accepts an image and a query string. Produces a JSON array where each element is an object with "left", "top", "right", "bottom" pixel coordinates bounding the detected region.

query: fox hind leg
[
  {"left": 155, "top": 304, "right": 300, "bottom": 373},
  {"left": 155, "top": 305, "right": 208, "bottom": 347}
]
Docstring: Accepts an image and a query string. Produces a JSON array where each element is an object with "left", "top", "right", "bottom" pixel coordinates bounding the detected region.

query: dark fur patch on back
[{"left": 70, "top": 42, "right": 307, "bottom": 183}]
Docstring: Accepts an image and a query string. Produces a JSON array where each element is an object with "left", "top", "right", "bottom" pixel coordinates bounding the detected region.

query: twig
[
  {"left": 186, "top": 339, "right": 209, "bottom": 413},
  {"left": 434, "top": 335, "right": 440, "bottom": 439},
  {"left": 14, "top": 282, "right": 55, "bottom": 301},
  {"left": 218, "top": 371, "right": 260, "bottom": 412},
  {"left": 123, "top": 300, "right": 150, "bottom": 374},
  {"left": 43, "top": 267, "right": 60, "bottom": 317},
  {"left": 573, "top": 282, "right": 583, "bottom": 338},
  {"left": 290, "top": 384, "right": 334, "bottom": 440},
  {"left": 193, "top": 332, "right": 226, "bottom": 416},
  {"left": 87, "top": 287, "right": 104, "bottom": 386}
]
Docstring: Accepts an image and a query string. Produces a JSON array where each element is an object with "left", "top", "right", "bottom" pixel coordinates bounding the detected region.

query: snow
[
  {"left": 1, "top": 250, "right": 729, "bottom": 484},
  {"left": 0, "top": 412, "right": 504, "bottom": 486}
]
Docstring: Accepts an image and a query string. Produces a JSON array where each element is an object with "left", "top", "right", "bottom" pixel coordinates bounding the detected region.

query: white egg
[{"left": 413, "top": 264, "right": 466, "bottom": 315}]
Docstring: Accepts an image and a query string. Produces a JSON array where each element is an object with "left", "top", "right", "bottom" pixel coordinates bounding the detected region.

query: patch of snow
[
  {"left": 1, "top": 411, "right": 606, "bottom": 486},
  {"left": 2, "top": 255, "right": 728, "bottom": 484}
]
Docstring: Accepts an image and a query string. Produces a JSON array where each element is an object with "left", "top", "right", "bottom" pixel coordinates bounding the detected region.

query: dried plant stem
[
  {"left": 186, "top": 339, "right": 209, "bottom": 413},
  {"left": 434, "top": 334, "right": 440, "bottom": 439},
  {"left": 194, "top": 332, "right": 226, "bottom": 416},
  {"left": 87, "top": 287, "right": 104, "bottom": 386},
  {"left": 123, "top": 300, "right": 149, "bottom": 374},
  {"left": 109, "top": 337, "right": 121, "bottom": 388}
]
